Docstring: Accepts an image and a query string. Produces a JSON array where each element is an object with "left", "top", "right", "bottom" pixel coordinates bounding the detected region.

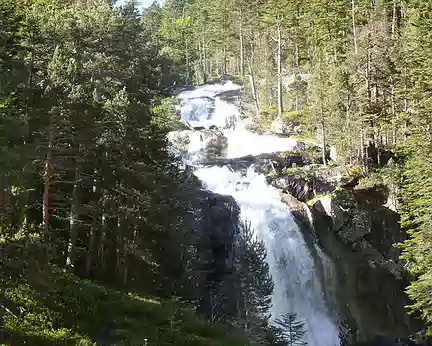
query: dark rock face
[
  {"left": 195, "top": 190, "right": 239, "bottom": 316},
  {"left": 198, "top": 191, "right": 239, "bottom": 275},
  {"left": 307, "top": 186, "right": 418, "bottom": 341},
  {"left": 311, "top": 187, "right": 406, "bottom": 277},
  {"left": 271, "top": 165, "right": 346, "bottom": 202},
  {"left": 260, "top": 148, "right": 417, "bottom": 340}
]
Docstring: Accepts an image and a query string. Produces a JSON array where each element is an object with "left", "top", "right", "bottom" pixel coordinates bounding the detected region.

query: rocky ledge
[
  {"left": 246, "top": 140, "right": 406, "bottom": 279},
  {"left": 269, "top": 164, "right": 405, "bottom": 278}
]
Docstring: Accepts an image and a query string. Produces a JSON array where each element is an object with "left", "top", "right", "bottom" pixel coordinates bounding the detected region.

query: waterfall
[{"left": 172, "top": 82, "right": 340, "bottom": 346}]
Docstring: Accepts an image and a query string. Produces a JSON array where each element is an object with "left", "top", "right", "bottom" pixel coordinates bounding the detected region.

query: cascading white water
[{"left": 173, "top": 82, "right": 340, "bottom": 346}]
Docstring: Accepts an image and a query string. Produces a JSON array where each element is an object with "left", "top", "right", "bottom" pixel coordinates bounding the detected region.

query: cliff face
[
  {"left": 311, "top": 186, "right": 405, "bottom": 278},
  {"left": 250, "top": 148, "right": 418, "bottom": 340},
  {"left": 195, "top": 190, "right": 239, "bottom": 315},
  {"left": 307, "top": 186, "right": 415, "bottom": 339}
]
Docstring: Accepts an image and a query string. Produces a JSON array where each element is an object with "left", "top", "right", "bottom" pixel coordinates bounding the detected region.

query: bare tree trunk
[
  {"left": 351, "top": 0, "right": 358, "bottom": 54},
  {"left": 85, "top": 169, "right": 99, "bottom": 277},
  {"left": 366, "top": 42, "right": 372, "bottom": 103},
  {"left": 277, "top": 23, "right": 284, "bottom": 117},
  {"left": 43, "top": 142, "right": 53, "bottom": 233},
  {"left": 320, "top": 103, "right": 327, "bottom": 166},
  {"left": 239, "top": 22, "right": 245, "bottom": 79},
  {"left": 202, "top": 24, "right": 207, "bottom": 83},
  {"left": 100, "top": 194, "right": 107, "bottom": 273},
  {"left": 223, "top": 45, "right": 227, "bottom": 75},
  {"left": 391, "top": 79, "right": 397, "bottom": 144},
  {"left": 185, "top": 35, "right": 189, "bottom": 83},
  {"left": 264, "top": 35, "right": 270, "bottom": 106},
  {"left": 346, "top": 96, "right": 353, "bottom": 164},
  {"left": 66, "top": 163, "right": 81, "bottom": 270},
  {"left": 294, "top": 42, "right": 300, "bottom": 111},
  {"left": 391, "top": 0, "right": 397, "bottom": 38},
  {"left": 248, "top": 60, "right": 260, "bottom": 116}
]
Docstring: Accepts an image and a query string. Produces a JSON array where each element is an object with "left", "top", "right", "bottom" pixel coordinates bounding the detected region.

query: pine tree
[
  {"left": 398, "top": 0, "right": 432, "bottom": 327},
  {"left": 274, "top": 313, "right": 308, "bottom": 346}
]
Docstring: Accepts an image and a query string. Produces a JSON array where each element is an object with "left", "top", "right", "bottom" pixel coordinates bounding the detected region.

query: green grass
[{"left": 2, "top": 266, "right": 250, "bottom": 345}]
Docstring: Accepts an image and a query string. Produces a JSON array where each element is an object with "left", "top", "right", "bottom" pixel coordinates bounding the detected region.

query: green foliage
[
  {"left": 235, "top": 221, "right": 274, "bottom": 336},
  {"left": 395, "top": 0, "right": 432, "bottom": 327},
  {"left": 152, "top": 97, "right": 187, "bottom": 131},
  {"left": 399, "top": 143, "right": 432, "bottom": 325},
  {"left": 259, "top": 107, "right": 279, "bottom": 130},
  {"left": 2, "top": 267, "right": 250, "bottom": 345},
  {"left": 270, "top": 313, "right": 308, "bottom": 346}
]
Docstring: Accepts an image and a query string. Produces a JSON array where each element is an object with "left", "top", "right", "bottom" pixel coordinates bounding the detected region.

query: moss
[
  {"left": 306, "top": 193, "right": 332, "bottom": 206},
  {"left": 343, "top": 165, "right": 365, "bottom": 180}
]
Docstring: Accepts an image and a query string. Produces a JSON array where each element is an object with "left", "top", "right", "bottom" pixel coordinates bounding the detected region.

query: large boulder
[
  {"left": 270, "top": 116, "right": 301, "bottom": 136},
  {"left": 270, "top": 116, "right": 285, "bottom": 134},
  {"left": 168, "top": 129, "right": 228, "bottom": 163}
]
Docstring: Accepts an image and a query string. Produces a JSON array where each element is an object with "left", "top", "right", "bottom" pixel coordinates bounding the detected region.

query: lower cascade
[{"left": 172, "top": 82, "right": 341, "bottom": 346}]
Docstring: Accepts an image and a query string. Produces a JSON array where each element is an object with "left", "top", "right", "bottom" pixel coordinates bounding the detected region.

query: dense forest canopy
[
  {"left": 153, "top": 0, "right": 432, "bottom": 329},
  {"left": 0, "top": 0, "right": 431, "bottom": 344}
]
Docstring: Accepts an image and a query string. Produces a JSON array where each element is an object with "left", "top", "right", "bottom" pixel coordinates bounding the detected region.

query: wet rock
[
  {"left": 312, "top": 195, "right": 348, "bottom": 232},
  {"left": 272, "top": 165, "right": 346, "bottom": 202},
  {"left": 168, "top": 129, "right": 228, "bottom": 163},
  {"left": 280, "top": 192, "right": 311, "bottom": 228}
]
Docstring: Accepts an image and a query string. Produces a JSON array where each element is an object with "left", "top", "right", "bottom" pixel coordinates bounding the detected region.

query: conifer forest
[{"left": 0, "top": 0, "right": 431, "bottom": 345}]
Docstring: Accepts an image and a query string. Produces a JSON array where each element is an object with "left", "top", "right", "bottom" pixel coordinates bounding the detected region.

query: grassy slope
[{"left": 1, "top": 267, "right": 249, "bottom": 346}]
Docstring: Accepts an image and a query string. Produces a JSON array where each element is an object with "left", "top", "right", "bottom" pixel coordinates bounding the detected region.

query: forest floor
[{"left": 1, "top": 267, "right": 249, "bottom": 346}]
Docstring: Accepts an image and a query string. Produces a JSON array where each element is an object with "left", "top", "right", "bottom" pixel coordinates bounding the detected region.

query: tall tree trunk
[
  {"left": 223, "top": 45, "right": 227, "bottom": 75},
  {"left": 100, "top": 193, "right": 108, "bottom": 273},
  {"left": 85, "top": 169, "right": 99, "bottom": 277},
  {"left": 391, "top": 0, "right": 397, "bottom": 38},
  {"left": 66, "top": 162, "right": 81, "bottom": 270},
  {"left": 320, "top": 103, "right": 327, "bottom": 166},
  {"left": 264, "top": 35, "right": 270, "bottom": 106},
  {"left": 185, "top": 34, "right": 189, "bottom": 83},
  {"left": 277, "top": 23, "right": 284, "bottom": 117},
  {"left": 346, "top": 96, "right": 352, "bottom": 164},
  {"left": 239, "top": 22, "right": 245, "bottom": 79},
  {"left": 248, "top": 60, "right": 260, "bottom": 116},
  {"left": 294, "top": 42, "right": 300, "bottom": 111},
  {"left": 391, "top": 78, "right": 397, "bottom": 144},
  {"left": 351, "top": 0, "right": 358, "bottom": 54},
  {"left": 202, "top": 23, "right": 207, "bottom": 83},
  {"left": 366, "top": 42, "right": 372, "bottom": 103},
  {"left": 43, "top": 141, "right": 53, "bottom": 233}
]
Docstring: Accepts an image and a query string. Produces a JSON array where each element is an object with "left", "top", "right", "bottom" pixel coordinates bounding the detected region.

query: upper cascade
[{"left": 173, "top": 82, "right": 297, "bottom": 164}]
